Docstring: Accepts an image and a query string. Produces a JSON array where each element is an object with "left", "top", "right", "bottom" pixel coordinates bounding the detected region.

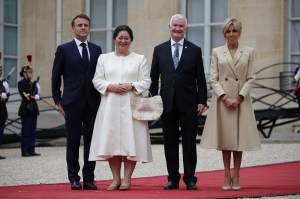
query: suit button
[
  {"left": 236, "top": 78, "right": 238, "bottom": 81},
  {"left": 225, "top": 78, "right": 228, "bottom": 81}
]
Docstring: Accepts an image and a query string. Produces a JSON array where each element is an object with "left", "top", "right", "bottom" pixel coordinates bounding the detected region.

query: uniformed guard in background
[
  {"left": 0, "top": 52, "right": 10, "bottom": 159},
  {"left": 18, "top": 55, "right": 41, "bottom": 157}
]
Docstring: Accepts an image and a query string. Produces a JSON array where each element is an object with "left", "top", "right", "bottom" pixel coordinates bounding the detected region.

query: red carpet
[{"left": 1, "top": 161, "right": 300, "bottom": 199}]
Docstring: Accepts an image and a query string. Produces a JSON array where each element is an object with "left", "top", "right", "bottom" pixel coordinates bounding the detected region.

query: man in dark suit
[
  {"left": 52, "top": 14, "right": 102, "bottom": 190},
  {"left": 149, "top": 14, "right": 207, "bottom": 190}
]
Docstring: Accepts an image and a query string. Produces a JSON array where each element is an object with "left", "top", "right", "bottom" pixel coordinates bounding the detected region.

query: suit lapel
[
  {"left": 175, "top": 39, "right": 188, "bottom": 71},
  {"left": 165, "top": 40, "right": 175, "bottom": 70},
  {"left": 71, "top": 40, "right": 81, "bottom": 58},
  {"left": 87, "top": 42, "right": 93, "bottom": 61},
  {"left": 223, "top": 45, "right": 238, "bottom": 77},
  {"left": 233, "top": 45, "right": 243, "bottom": 67},
  {"left": 72, "top": 40, "right": 88, "bottom": 71}
]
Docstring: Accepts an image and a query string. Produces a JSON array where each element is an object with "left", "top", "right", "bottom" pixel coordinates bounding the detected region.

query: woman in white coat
[
  {"left": 200, "top": 18, "right": 261, "bottom": 191},
  {"left": 89, "top": 25, "right": 152, "bottom": 191}
]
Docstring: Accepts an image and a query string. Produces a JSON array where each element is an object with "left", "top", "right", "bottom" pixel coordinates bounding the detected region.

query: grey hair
[
  {"left": 221, "top": 18, "right": 242, "bottom": 36},
  {"left": 169, "top": 14, "right": 187, "bottom": 26}
]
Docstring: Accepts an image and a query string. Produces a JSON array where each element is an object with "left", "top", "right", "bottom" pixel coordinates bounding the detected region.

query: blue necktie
[
  {"left": 173, "top": 43, "right": 180, "bottom": 69},
  {"left": 80, "top": 43, "right": 89, "bottom": 67}
]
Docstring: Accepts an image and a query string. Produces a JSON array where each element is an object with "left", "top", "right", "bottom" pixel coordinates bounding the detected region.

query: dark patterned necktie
[
  {"left": 173, "top": 43, "right": 180, "bottom": 69},
  {"left": 80, "top": 43, "right": 89, "bottom": 67}
]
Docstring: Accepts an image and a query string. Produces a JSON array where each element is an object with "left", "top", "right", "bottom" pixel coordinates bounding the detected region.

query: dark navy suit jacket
[
  {"left": 149, "top": 39, "right": 207, "bottom": 112},
  {"left": 52, "top": 40, "right": 102, "bottom": 110}
]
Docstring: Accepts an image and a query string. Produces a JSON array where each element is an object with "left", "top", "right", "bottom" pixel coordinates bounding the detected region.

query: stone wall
[
  {"left": 20, "top": 0, "right": 84, "bottom": 98},
  {"left": 17, "top": 0, "right": 298, "bottom": 132}
]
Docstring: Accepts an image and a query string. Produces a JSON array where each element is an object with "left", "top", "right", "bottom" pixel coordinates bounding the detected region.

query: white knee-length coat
[
  {"left": 89, "top": 52, "right": 153, "bottom": 162},
  {"left": 200, "top": 45, "right": 261, "bottom": 151}
]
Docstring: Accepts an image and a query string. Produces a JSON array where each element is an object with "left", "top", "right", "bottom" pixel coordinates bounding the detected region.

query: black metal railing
[{"left": 2, "top": 62, "right": 300, "bottom": 144}]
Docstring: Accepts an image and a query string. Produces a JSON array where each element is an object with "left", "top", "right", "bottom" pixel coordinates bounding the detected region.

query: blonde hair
[{"left": 221, "top": 18, "right": 242, "bottom": 36}]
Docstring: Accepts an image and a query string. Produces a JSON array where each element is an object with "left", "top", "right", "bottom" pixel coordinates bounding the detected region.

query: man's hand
[
  {"left": 57, "top": 103, "right": 66, "bottom": 118},
  {"left": 197, "top": 104, "right": 206, "bottom": 116}
]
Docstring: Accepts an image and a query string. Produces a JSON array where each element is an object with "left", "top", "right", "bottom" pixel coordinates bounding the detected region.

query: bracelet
[
  {"left": 220, "top": 95, "right": 227, "bottom": 103},
  {"left": 237, "top": 95, "right": 244, "bottom": 102}
]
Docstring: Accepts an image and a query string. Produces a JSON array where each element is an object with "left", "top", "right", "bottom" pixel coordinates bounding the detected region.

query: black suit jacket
[
  {"left": 52, "top": 40, "right": 102, "bottom": 110},
  {"left": 149, "top": 39, "right": 207, "bottom": 112}
]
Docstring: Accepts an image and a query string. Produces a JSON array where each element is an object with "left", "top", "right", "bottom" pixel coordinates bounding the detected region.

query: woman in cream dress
[
  {"left": 200, "top": 18, "right": 261, "bottom": 191},
  {"left": 89, "top": 25, "right": 152, "bottom": 191}
]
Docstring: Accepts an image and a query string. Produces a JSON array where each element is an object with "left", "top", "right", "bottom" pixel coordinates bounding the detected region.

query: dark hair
[
  {"left": 113, "top": 25, "right": 134, "bottom": 41},
  {"left": 19, "top": 65, "right": 32, "bottom": 77},
  {"left": 71, "top": 14, "right": 90, "bottom": 27}
]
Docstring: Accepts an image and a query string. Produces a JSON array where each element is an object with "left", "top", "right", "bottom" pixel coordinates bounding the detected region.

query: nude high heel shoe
[
  {"left": 222, "top": 175, "right": 232, "bottom": 190},
  {"left": 119, "top": 183, "right": 131, "bottom": 191},
  {"left": 231, "top": 176, "right": 241, "bottom": 190},
  {"left": 107, "top": 183, "right": 121, "bottom": 191}
]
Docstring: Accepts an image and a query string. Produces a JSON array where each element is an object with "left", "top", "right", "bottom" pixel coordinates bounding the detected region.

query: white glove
[
  {"left": 35, "top": 94, "right": 40, "bottom": 100},
  {"left": 36, "top": 82, "right": 41, "bottom": 94},
  {"left": 1, "top": 93, "right": 7, "bottom": 100},
  {"left": 294, "top": 72, "right": 300, "bottom": 82},
  {"left": 2, "top": 81, "right": 9, "bottom": 93}
]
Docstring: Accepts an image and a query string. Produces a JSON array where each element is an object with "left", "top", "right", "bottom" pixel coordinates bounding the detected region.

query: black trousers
[
  {"left": 64, "top": 108, "right": 97, "bottom": 183},
  {"left": 0, "top": 118, "right": 6, "bottom": 145},
  {"left": 20, "top": 116, "right": 37, "bottom": 155},
  {"left": 161, "top": 104, "right": 198, "bottom": 184}
]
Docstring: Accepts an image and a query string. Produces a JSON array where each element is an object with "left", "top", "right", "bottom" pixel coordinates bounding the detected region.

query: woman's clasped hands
[
  {"left": 220, "top": 95, "right": 243, "bottom": 110},
  {"left": 107, "top": 83, "right": 133, "bottom": 95}
]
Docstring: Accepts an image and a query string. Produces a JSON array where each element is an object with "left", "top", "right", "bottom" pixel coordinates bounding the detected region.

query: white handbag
[{"left": 130, "top": 92, "right": 163, "bottom": 121}]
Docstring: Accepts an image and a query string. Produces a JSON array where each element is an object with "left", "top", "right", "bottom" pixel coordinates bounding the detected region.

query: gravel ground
[{"left": 0, "top": 142, "right": 300, "bottom": 199}]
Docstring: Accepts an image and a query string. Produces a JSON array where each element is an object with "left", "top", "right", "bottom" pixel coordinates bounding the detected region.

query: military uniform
[
  {"left": 0, "top": 75, "right": 9, "bottom": 159},
  {"left": 18, "top": 65, "right": 41, "bottom": 157}
]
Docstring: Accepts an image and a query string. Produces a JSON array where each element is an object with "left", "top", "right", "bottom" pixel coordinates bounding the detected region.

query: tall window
[
  {"left": 288, "top": 0, "right": 300, "bottom": 70},
  {"left": 87, "top": 0, "right": 127, "bottom": 53},
  {"left": 182, "top": 0, "right": 227, "bottom": 73},
  {"left": 0, "top": 0, "right": 20, "bottom": 87}
]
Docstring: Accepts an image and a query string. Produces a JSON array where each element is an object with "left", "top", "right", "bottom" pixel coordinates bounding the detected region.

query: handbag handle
[{"left": 136, "top": 90, "right": 153, "bottom": 98}]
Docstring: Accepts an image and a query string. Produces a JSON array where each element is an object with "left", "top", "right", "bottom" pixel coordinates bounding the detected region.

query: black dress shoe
[
  {"left": 22, "top": 153, "right": 31, "bottom": 157},
  {"left": 83, "top": 181, "right": 97, "bottom": 190},
  {"left": 30, "top": 152, "right": 41, "bottom": 156},
  {"left": 71, "top": 181, "right": 82, "bottom": 190},
  {"left": 164, "top": 181, "right": 179, "bottom": 190},
  {"left": 186, "top": 181, "right": 198, "bottom": 190},
  {"left": 0, "top": 155, "right": 6, "bottom": 159}
]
